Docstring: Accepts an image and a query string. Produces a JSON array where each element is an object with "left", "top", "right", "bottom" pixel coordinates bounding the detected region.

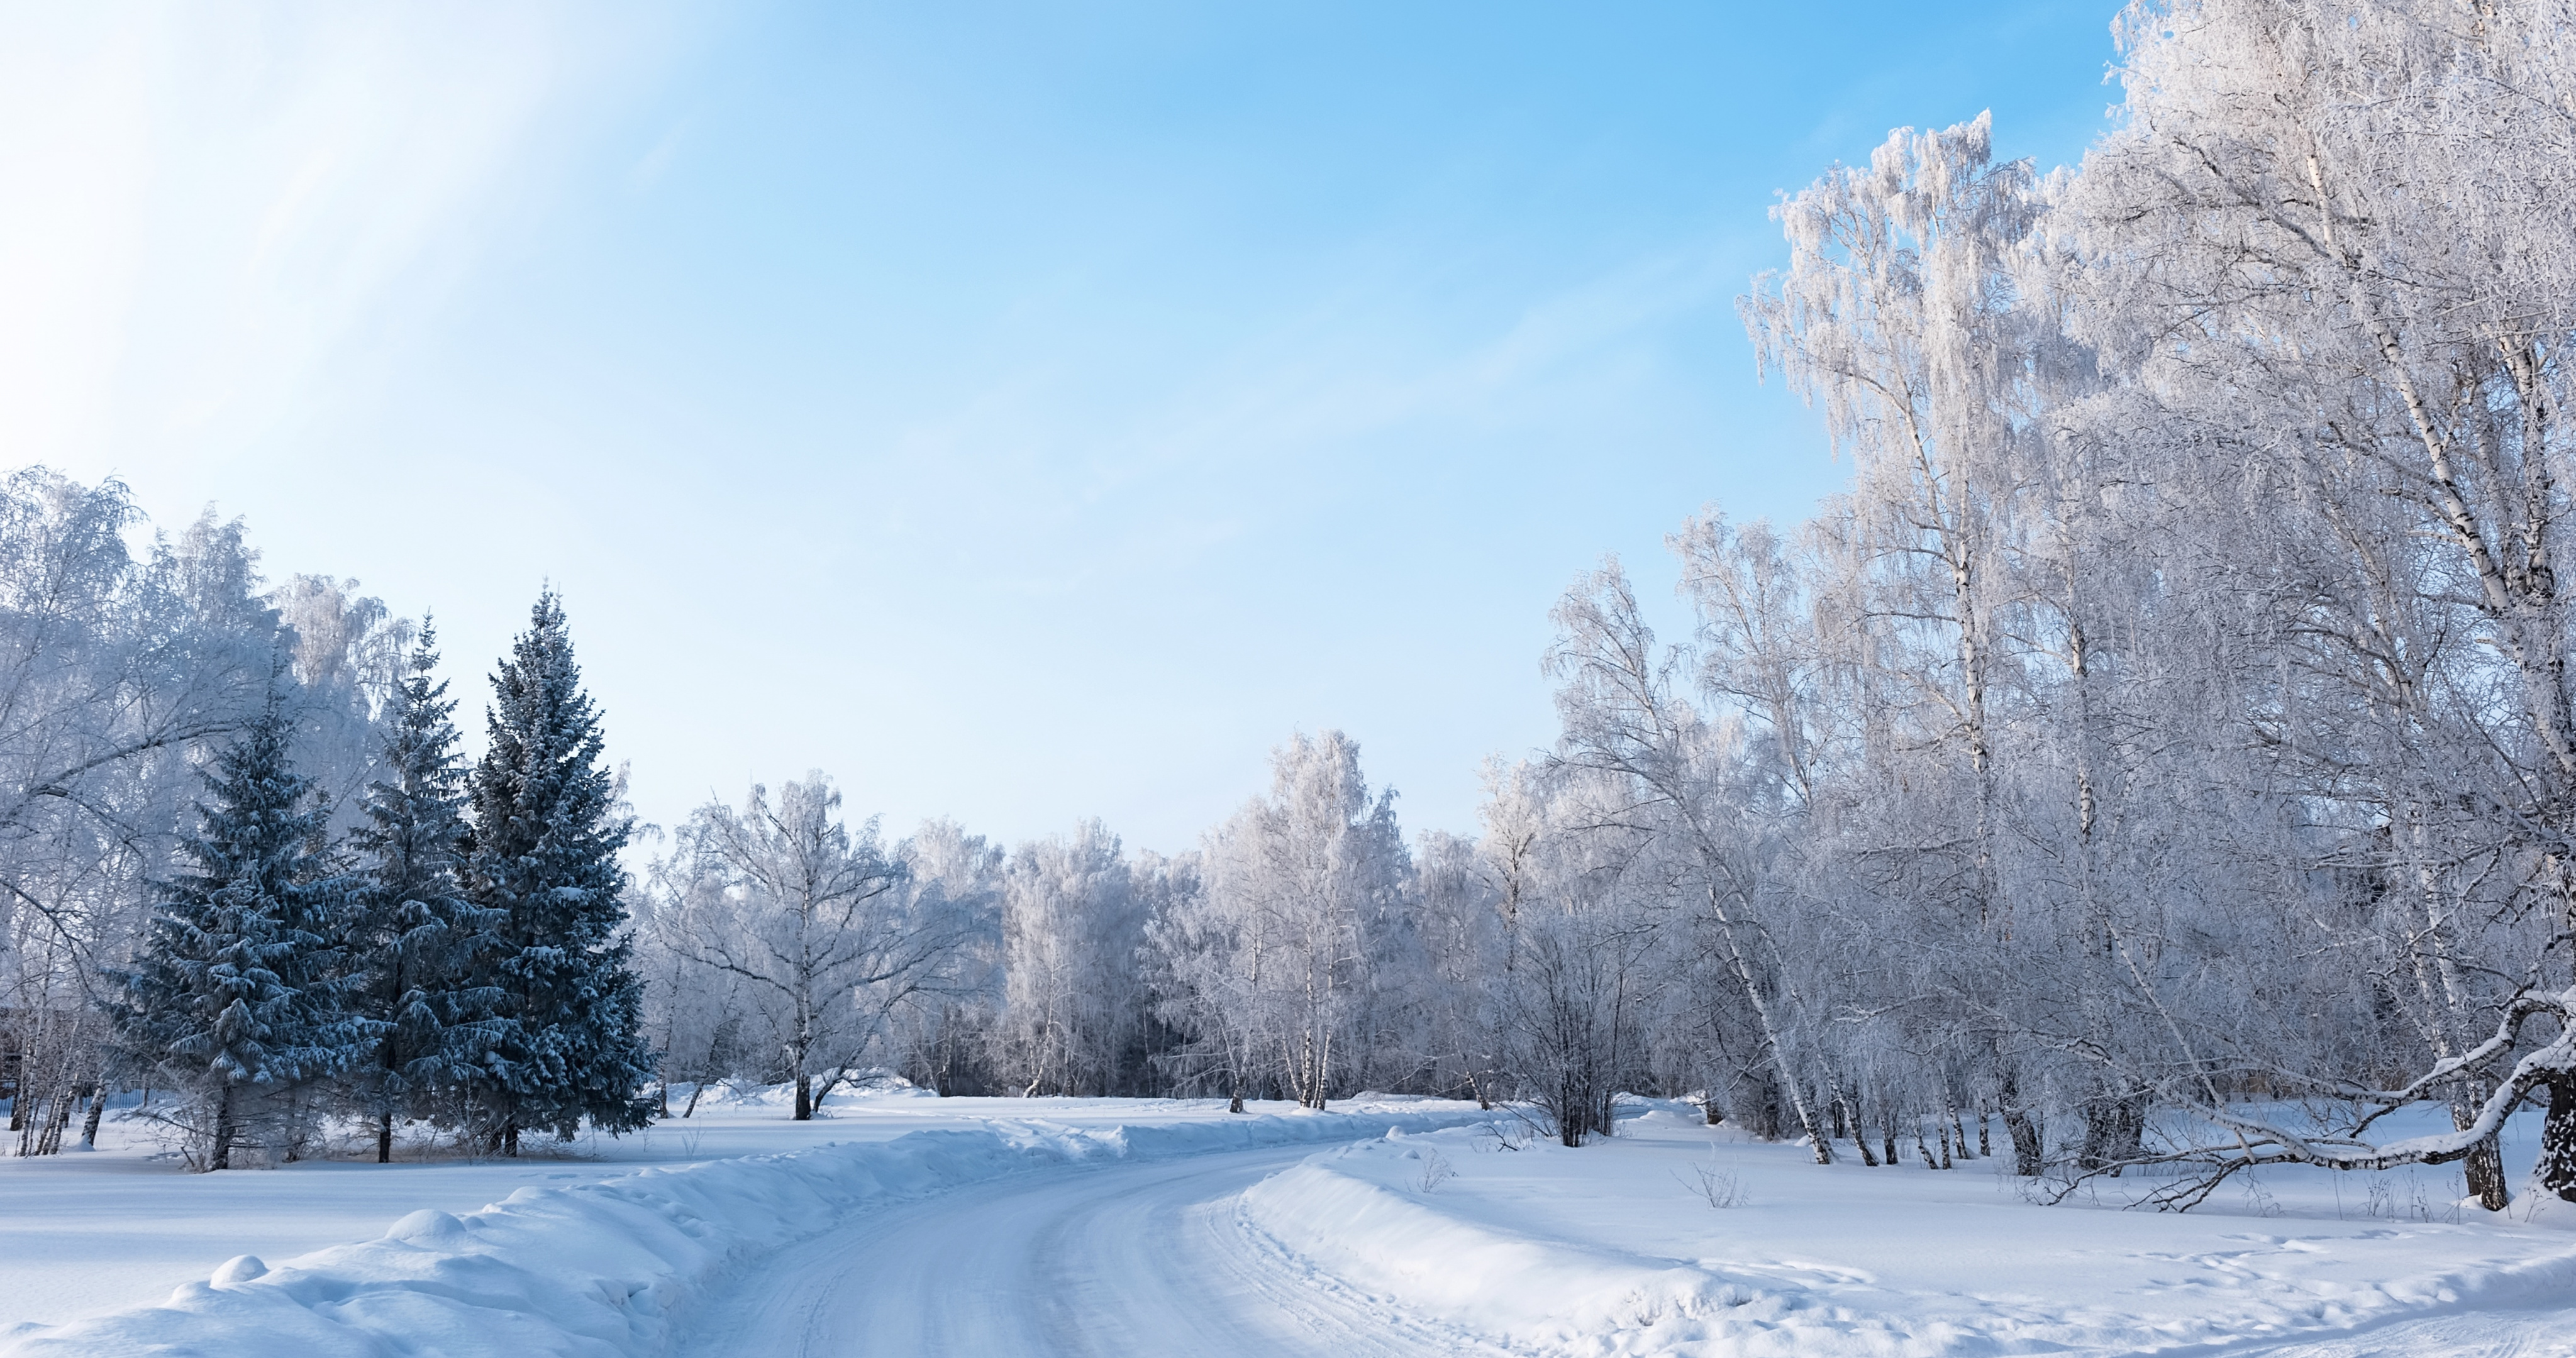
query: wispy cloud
[{"left": 0, "top": 3, "right": 677, "bottom": 482}]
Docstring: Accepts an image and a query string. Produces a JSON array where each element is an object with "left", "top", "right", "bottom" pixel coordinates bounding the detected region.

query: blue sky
[{"left": 1, "top": 1, "right": 2128, "bottom": 854}]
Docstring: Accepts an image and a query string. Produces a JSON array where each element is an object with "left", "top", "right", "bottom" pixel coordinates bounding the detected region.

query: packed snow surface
[
  {"left": 9, "top": 1089, "right": 2576, "bottom": 1356},
  {"left": 670, "top": 1137, "right": 1518, "bottom": 1357},
  {"left": 0, "top": 1086, "right": 1483, "bottom": 1357}
]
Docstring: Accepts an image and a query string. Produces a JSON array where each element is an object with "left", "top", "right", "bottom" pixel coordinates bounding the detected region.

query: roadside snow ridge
[{"left": 0, "top": 1106, "right": 1484, "bottom": 1358}]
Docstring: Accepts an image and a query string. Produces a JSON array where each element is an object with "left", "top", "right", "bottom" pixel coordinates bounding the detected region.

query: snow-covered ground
[
  {"left": 1245, "top": 1100, "right": 2576, "bottom": 1357},
  {"left": 669, "top": 1137, "right": 1511, "bottom": 1357},
  {"left": 0, "top": 1083, "right": 1482, "bottom": 1354},
  {"left": 7, "top": 1088, "right": 2576, "bottom": 1356},
  {"left": 0, "top": 1082, "right": 885, "bottom": 1329}
]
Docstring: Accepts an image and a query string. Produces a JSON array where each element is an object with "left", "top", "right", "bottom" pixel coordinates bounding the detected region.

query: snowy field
[
  {"left": 1248, "top": 1101, "right": 2576, "bottom": 1357},
  {"left": 0, "top": 1082, "right": 909, "bottom": 1330},
  {"left": 6, "top": 1088, "right": 2576, "bottom": 1356}
]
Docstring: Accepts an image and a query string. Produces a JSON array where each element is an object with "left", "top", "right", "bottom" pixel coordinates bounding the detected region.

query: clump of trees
[
  {"left": 0, "top": 489, "right": 651, "bottom": 1169},
  {"left": 1682, "top": 0, "right": 2576, "bottom": 1210}
]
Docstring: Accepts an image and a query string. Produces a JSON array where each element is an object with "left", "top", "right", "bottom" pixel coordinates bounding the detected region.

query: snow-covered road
[
  {"left": 675, "top": 1127, "right": 2576, "bottom": 1358},
  {"left": 672, "top": 1141, "right": 1502, "bottom": 1358},
  {"left": 2231, "top": 1312, "right": 2576, "bottom": 1357},
  {"left": 14, "top": 1093, "right": 2576, "bottom": 1358}
]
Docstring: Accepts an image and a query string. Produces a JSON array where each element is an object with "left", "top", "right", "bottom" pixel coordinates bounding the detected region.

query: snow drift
[
  {"left": 0, "top": 1105, "right": 1482, "bottom": 1358},
  {"left": 1240, "top": 1120, "right": 2576, "bottom": 1357}
]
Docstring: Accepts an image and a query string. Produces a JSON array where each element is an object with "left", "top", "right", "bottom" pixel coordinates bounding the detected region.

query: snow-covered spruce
[
  {"left": 338, "top": 619, "right": 502, "bottom": 1164},
  {"left": 457, "top": 593, "right": 656, "bottom": 1154},
  {"left": 106, "top": 695, "right": 362, "bottom": 1171}
]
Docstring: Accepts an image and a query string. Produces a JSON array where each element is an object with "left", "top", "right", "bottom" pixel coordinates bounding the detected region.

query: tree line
[{"left": 8, "top": 0, "right": 2576, "bottom": 1213}]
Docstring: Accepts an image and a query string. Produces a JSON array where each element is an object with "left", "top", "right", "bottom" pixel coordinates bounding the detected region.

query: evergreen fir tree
[
  {"left": 340, "top": 619, "right": 504, "bottom": 1162},
  {"left": 110, "top": 692, "right": 357, "bottom": 1169},
  {"left": 462, "top": 592, "right": 654, "bottom": 1151}
]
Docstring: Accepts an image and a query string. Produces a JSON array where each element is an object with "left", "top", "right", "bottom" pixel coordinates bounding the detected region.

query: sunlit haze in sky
[{"left": 0, "top": 1, "right": 2126, "bottom": 854}]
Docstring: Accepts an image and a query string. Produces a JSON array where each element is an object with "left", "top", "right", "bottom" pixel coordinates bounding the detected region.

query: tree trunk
[
  {"left": 2464, "top": 1133, "right": 2511, "bottom": 1212},
  {"left": 2080, "top": 1091, "right": 2148, "bottom": 1175},
  {"left": 11, "top": 1088, "right": 41, "bottom": 1154},
  {"left": 1736, "top": 1078, "right": 1779, "bottom": 1140},
  {"left": 1700, "top": 885, "right": 1830, "bottom": 1163},
  {"left": 2538, "top": 1074, "right": 2576, "bottom": 1201},
  {"left": 210, "top": 1084, "right": 236, "bottom": 1171},
  {"left": 378, "top": 1111, "right": 394, "bottom": 1164},
  {"left": 78, "top": 1081, "right": 106, "bottom": 1149},
  {"left": 682, "top": 1080, "right": 704, "bottom": 1118},
  {"left": 2452, "top": 1086, "right": 2510, "bottom": 1210},
  {"left": 793, "top": 1074, "right": 813, "bottom": 1122},
  {"left": 30, "top": 1090, "right": 69, "bottom": 1156},
  {"left": 2001, "top": 1069, "right": 2045, "bottom": 1176},
  {"left": 2004, "top": 1105, "right": 2043, "bottom": 1177}
]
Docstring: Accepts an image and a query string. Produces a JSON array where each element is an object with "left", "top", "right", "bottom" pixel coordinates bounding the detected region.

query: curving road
[
  {"left": 670, "top": 1142, "right": 1509, "bottom": 1358},
  {"left": 672, "top": 1137, "right": 2576, "bottom": 1358}
]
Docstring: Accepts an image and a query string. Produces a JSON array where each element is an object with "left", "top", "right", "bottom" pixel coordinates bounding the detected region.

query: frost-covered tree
[
  {"left": 1560, "top": 0, "right": 2576, "bottom": 1211},
  {"left": 2035, "top": 0, "right": 2576, "bottom": 1205},
  {"left": 887, "top": 819, "right": 1008, "bottom": 1096},
  {"left": 339, "top": 622, "right": 499, "bottom": 1161},
  {"left": 1545, "top": 563, "right": 1833, "bottom": 1159},
  {"left": 274, "top": 573, "right": 413, "bottom": 838},
  {"left": 994, "top": 820, "right": 1154, "bottom": 1097},
  {"left": 1411, "top": 821, "right": 1511, "bottom": 1107},
  {"left": 1159, "top": 731, "right": 1409, "bottom": 1111},
  {"left": 632, "top": 875, "right": 741, "bottom": 1117},
  {"left": 0, "top": 483, "right": 278, "bottom": 934},
  {"left": 663, "top": 775, "right": 971, "bottom": 1119},
  {"left": 460, "top": 592, "right": 653, "bottom": 1151},
  {"left": 0, "top": 476, "right": 338, "bottom": 1157},
  {"left": 108, "top": 696, "right": 357, "bottom": 1169}
]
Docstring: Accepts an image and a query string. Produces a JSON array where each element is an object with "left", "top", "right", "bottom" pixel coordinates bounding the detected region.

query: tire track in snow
[
  {"left": 669, "top": 1142, "right": 1516, "bottom": 1357},
  {"left": 2216, "top": 1307, "right": 2576, "bottom": 1358}
]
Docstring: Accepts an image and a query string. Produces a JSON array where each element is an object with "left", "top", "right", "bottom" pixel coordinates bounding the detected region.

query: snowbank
[
  {"left": 1244, "top": 1127, "right": 1838, "bottom": 1357},
  {"left": 1240, "top": 1108, "right": 2576, "bottom": 1357},
  {"left": 0, "top": 1103, "right": 1484, "bottom": 1358}
]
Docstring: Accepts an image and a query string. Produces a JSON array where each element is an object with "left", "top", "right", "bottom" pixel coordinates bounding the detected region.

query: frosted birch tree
[
  {"left": 1546, "top": 562, "right": 1833, "bottom": 1159},
  {"left": 2048, "top": 0, "right": 2576, "bottom": 1205},
  {"left": 1159, "top": 731, "right": 1408, "bottom": 1111},
  {"left": 994, "top": 820, "right": 1152, "bottom": 1096},
  {"left": 667, "top": 775, "right": 939, "bottom": 1120}
]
